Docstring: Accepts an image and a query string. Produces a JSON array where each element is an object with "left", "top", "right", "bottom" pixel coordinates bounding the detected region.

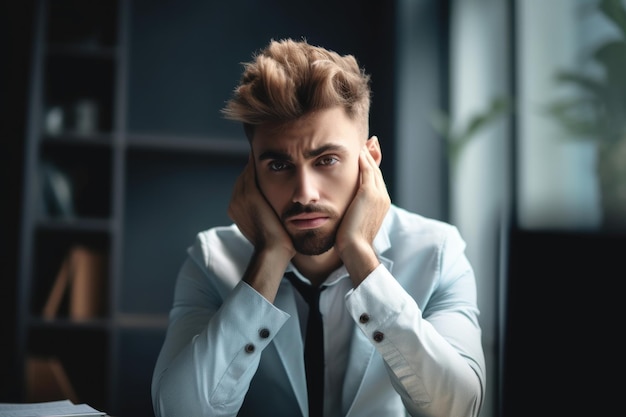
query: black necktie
[{"left": 286, "top": 272, "right": 326, "bottom": 417}]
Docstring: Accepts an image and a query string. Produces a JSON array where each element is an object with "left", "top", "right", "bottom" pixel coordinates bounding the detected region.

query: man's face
[{"left": 251, "top": 106, "right": 366, "bottom": 256}]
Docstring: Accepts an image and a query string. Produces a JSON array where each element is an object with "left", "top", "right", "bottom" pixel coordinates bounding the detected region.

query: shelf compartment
[
  {"left": 45, "top": 0, "right": 118, "bottom": 48},
  {"left": 38, "top": 141, "right": 113, "bottom": 220},
  {"left": 30, "top": 227, "right": 110, "bottom": 321},
  {"left": 26, "top": 325, "right": 109, "bottom": 410},
  {"left": 43, "top": 54, "right": 115, "bottom": 136}
]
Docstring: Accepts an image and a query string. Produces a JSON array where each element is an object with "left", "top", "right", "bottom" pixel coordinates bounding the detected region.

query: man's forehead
[{"left": 250, "top": 107, "right": 365, "bottom": 155}]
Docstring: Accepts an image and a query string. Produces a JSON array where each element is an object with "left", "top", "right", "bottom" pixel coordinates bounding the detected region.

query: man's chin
[
  {"left": 291, "top": 230, "right": 335, "bottom": 256},
  {"left": 295, "top": 245, "right": 334, "bottom": 257}
]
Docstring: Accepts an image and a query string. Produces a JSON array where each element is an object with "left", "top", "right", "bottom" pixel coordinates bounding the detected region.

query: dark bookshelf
[
  {"left": 15, "top": 1, "right": 399, "bottom": 415},
  {"left": 16, "top": 0, "right": 122, "bottom": 413}
]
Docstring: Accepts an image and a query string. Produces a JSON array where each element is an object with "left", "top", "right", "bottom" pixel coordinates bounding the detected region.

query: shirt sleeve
[
  {"left": 344, "top": 231, "right": 485, "bottom": 417},
  {"left": 151, "top": 242, "right": 290, "bottom": 417}
]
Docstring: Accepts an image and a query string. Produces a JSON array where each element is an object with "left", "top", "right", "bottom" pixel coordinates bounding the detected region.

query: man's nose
[{"left": 292, "top": 168, "right": 320, "bottom": 204}]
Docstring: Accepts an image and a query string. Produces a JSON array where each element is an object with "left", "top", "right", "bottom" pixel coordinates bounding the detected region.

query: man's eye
[
  {"left": 269, "top": 161, "right": 290, "bottom": 171},
  {"left": 318, "top": 156, "right": 338, "bottom": 166}
]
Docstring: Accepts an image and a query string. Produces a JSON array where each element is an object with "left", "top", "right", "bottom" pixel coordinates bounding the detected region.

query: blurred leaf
[
  {"left": 594, "top": 41, "right": 626, "bottom": 91},
  {"left": 550, "top": 0, "right": 626, "bottom": 144},
  {"left": 461, "top": 97, "right": 510, "bottom": 142},
  {"left": 545, "top": 98, "right": 601, "bottom": 138},
  {"left": 599, "top": 0, "right": 626, "bottom": 39},
  {"left": 431, "top": 96, "right": 511, "bottom": 166},
  {"left": 554, "top": 71, "right": 605, "bottom": 98}
]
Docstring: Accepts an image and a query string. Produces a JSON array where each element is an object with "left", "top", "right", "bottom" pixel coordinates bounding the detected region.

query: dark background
[
  {"left": 0, "top": 1, "right": 407, "bottom": 413},
  {"left": 1, "top": 0, "right": 34, "bottom": 400},
  {"left": 6, "top": 2, "right": 623, "bottom": 417}
]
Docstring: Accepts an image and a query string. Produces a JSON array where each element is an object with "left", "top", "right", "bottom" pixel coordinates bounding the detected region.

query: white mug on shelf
[
  {"left": 74, "top": 99, "right": 99, "bottom": 134},
  {"left": 44, "top": 106, "right": 64, "bottom": 135}
]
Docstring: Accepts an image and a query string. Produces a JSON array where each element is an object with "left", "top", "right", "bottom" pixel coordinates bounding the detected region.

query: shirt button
[
  {"left": 244, "top": 343, "right": 255, "bottom": 353},
  {"left": 359, "top": 313, "right": 370, "bottom": 324},
  {"left": 373, "top": 331, "right": 384, "bottom": 343},
  {"left": 259, "top": 328, "right": 270, "bottom": 338}
]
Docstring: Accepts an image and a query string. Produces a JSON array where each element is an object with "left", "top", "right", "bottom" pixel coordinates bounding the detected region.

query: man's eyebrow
[
  {"left": 257, "top": 144, "right": 347, "bottom": 161},
  {"left": 303, "top": 144, "right": 346, "bottom": 158},
  {"left": 258, "top": 150, "right": 292, "bottom": 161}
]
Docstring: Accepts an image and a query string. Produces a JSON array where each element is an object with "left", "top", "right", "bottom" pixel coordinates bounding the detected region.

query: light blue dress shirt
[{"left": 152, "top": 204, "right": 486, "bottom": 417}]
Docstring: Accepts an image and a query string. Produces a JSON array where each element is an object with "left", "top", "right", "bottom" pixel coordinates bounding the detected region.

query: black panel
[{"left": 502, "top": 228, "right": 625, "bottom": 417}]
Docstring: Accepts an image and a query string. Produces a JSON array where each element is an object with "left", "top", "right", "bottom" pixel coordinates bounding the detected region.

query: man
[{"left": 152, "top": 38, "right": 485, "bottom": 417}]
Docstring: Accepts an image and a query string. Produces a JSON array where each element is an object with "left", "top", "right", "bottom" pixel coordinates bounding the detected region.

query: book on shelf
[
  {"left": 42, "top": 256, "right": 71, "bottom": 319},
  {"left": 42, "top": 245, "right": 108, "bottom": 320},
  {"left": 25, "top": 356, "right": 79, "bottom": 404}
]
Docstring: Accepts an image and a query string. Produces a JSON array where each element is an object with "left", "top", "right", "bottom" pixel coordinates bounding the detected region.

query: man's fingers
[{"left": 360, "top": 145, "right": 385, "bottom": 191}]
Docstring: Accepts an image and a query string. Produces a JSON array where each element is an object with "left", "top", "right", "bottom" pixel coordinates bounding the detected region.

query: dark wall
[
  {"left": 0, "top": 0, "right": 34, "bottom": 401},
  {"left": 125, "top": 0, "right": 397, "bottom": 196},
  {"left": 3, "top": 2, "right": 437, "bottom": 410},
  {"left": 502, "top": 228, "right": 625, "bottom": 417},
  {"left": 1, "top": 0, "right": 398, "bottom": 405}
]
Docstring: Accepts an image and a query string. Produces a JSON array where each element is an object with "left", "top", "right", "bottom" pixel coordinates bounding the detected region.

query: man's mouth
[{"left": 287, "top": 214, "right": 329, "bottom": 229}]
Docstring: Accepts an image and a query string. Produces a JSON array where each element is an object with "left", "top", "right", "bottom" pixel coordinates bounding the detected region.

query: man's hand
[
  {"left": 336, "top": 139, "right": 391, "bottom": 286},
  {"left": 227, "top": 155, "right": 295, "bottom": 301}
]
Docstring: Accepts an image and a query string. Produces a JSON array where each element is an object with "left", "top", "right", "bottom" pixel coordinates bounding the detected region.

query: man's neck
[{"left": 292, "top": 248, "right": 343, "bottom": 287}]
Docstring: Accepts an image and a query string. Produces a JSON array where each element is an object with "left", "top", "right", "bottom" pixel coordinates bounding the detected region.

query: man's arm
[
  {"left": 336, "top": 139, "right": 485, "bottom": 416},
  {"left": 152, "top": 156, "right": 297, "bottom": 417},
  {"left": 335, "top": 138, "right": 391, "bottom": 286},
  {"left": 151, "top": 232, "right": 291, "bottom": 417},
  {"left": 227, "top": 154, "right": 295, "bottom": 302},
  {"left": 345, "top": 247, "right": 485, "bottom": 417}
]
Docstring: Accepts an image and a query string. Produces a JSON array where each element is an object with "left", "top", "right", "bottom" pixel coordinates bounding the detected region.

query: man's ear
[{"left": 366, "top": 136, "right": 382, "bottom": 166}]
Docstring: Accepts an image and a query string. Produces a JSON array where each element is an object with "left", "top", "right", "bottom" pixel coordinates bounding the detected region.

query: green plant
[
  {"left": 431, "top": 96, "right": 510, "bottom": 169},
  {"left": 547, "top": 0, "right": 626, "bottom": 145},
  {"left": 547, "top": 0, "right": 626, "bottom": 228}
]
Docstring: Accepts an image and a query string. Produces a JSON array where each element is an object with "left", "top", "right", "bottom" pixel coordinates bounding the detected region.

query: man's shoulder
[
  {"left": 189, "top": 223, "right": 252, "bottom": 260},
  {"left": 182, "top": 224, "right": 251, "bottom": 287},
  {"left": 197, "top": 222, "right": 243, "bottom": 238},
  {"left": 195, "top": 223, "right": 248, "bottom": 247},
  {"left": 382, "top": 205, "right": 465, "bottom": 252},
  {"left": 386, "top": 204, "right": 459, "bottom": 235}
]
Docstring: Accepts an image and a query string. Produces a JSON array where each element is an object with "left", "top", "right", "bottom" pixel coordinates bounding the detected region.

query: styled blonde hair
[{"left": 222, "top": 38, "right": 371, "bottom": 139}]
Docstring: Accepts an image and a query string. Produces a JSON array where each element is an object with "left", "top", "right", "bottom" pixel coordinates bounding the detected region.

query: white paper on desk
[{"left": 0, "top": 400, "right": 105, "bottom": 417}]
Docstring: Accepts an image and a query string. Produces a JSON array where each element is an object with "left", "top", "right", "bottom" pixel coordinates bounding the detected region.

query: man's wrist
[
  {"left": 340, "top": 241, "right": 379, "bottom": 287},
  {"left": 243, "top": 248, "right": 293, "bottom": 302}
]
